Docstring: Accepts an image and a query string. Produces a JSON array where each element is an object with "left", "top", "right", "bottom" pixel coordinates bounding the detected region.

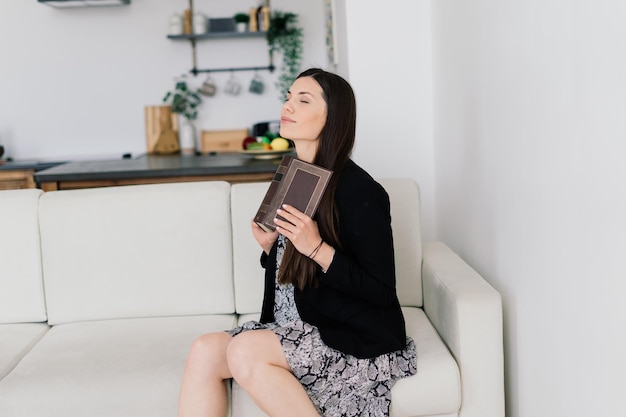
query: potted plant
[
  {"left": 266, "top": 11, "right": 303, "bottom": 100},
  {"left": 233, "top": 13, "right": 250, "bottom": 33},
  {"left": 163, "top": 77, "right": 203, "bottom": 154}
]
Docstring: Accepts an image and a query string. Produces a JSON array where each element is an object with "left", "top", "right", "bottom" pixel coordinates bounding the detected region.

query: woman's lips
[{"left": 280, "top": 117, "right": 294, "bottom": 124}]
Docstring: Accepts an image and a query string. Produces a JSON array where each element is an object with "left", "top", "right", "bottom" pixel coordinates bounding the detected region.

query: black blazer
[{"left": 259, "top": 159, "right": 407, "bottom": 359}]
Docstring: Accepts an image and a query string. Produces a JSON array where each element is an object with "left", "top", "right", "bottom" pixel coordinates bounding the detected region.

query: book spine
[{"left": 254, "top": 155, "right": 294, "bottom": 232}]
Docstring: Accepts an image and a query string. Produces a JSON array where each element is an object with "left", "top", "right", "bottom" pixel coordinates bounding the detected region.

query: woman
[{"left": 178, "top": 68, "right": 416, "bottom": 417}]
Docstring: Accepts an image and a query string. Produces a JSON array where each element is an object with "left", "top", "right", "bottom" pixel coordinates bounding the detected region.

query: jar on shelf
[
  {"left": 169, "top": 13, "right": 183, "bottom": 35},
  {"left": 193, "top": 13, "right": 207, "bottom": 35}
]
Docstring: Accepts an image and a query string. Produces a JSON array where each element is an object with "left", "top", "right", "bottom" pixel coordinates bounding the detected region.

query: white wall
[
  {"left": 343, "top": 0, "right": 435, "bottom": 240},
  {"left": 432, "top": 1, "right": 626, "bottom": 416},
  {"left": 0, "top": 0, "right": 327, "bottom": 160}
]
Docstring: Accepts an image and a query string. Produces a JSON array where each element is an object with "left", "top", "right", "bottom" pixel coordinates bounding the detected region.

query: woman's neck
[{"left": 294, "top": 141, "right": 317, "bottom": 163}]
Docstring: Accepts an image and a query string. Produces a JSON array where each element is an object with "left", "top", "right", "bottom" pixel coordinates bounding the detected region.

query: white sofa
[{"left": 0, "top": 179, "right": 504, "bottom": 417}]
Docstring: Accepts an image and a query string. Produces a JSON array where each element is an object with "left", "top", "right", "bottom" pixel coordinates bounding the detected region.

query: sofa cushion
[
  {"left": 38, "top": 182, "right": 235, "bottom": 325},
  {"left": 0, "top": 315, "right": 236, "bottom": 417},
  {"left": 0, "top": 323, "right": 49, "bottom": 380},
  {"left": 0, "top": 189, "right": 47, "bottom": 323},
  {"left": 230, "top": 182, "right": 272, "bottom": 314},
  {"left": 232, "top": 308, "right": 460, "bottom": 417}
]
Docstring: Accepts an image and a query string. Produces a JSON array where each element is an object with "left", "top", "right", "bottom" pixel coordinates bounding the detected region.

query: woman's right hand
[{"left": 251, "top": 220, "right": 279, "bottom": 254}]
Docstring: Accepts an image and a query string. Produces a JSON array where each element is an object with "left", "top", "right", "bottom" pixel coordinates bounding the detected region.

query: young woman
[{"left": 178, "top": 68, "right": 416, "bottom": 417}]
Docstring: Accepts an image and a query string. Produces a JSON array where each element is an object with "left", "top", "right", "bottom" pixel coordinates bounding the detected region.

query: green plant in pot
[
  {"left": 233, "top": 12, "right": 250, "bottom": 32},
  {"left": 163, "top": 78, "right": 203, "bottom": 153},
  {"left": 163, "top": 78, "right": 202, "bottom": 121},
  {"left": 266, "top": 11, "right": 303, "bottom": 100}
]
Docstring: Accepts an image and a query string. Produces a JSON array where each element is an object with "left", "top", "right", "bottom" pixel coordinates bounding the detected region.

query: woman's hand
[
  {"left": 251, "top": 221, "right": 279, "bottom": 254},
  {"left": 274, "top": 204, "right": 322, "bottom": 257}
]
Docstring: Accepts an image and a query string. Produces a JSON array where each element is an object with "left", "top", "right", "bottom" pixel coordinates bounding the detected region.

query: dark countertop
[
  {"left": 34, "top": 153, "right": 288, "bottom": 182},
  {"left": 0, "top": 159, "right": 66, "bottom": 171}
]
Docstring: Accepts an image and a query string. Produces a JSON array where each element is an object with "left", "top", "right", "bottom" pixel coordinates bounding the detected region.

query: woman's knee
[
  {"left": 186, "top": 332, "right": 232, "bottom": 377},
  {"left": 226, "top": 330, "right": 286, "bottom": 385},
  {"left": 226, "top": 332, "right": 255, "bottom": 383}
]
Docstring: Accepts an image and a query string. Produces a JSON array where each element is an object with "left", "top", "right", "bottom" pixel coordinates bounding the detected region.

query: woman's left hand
[{"left": 274, "top": 204, "right": 322, "bottom": 256}]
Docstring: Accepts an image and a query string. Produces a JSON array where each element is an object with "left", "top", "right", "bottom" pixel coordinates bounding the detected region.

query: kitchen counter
[{"left": 34, "top": 153, "right": 285, "bottom": 191}]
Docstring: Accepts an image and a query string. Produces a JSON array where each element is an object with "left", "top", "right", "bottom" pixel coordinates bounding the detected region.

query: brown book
[{"left": 254, "top": 154, "right": 333, "bottom": 232}]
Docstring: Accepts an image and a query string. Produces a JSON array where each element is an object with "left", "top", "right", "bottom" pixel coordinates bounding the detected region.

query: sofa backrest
[
  {"left": 38, "top": 181, "right": 235, "bottom": 325},
  {"left": 230, "top": 182, "right": 272, "bottom": 314},
  {"left": 378, "top": 178, "right": 423, "bottom": 307},
  {"left": 0, "top": 189, "right": 47, "bottom": 324},
  {"left": 230, "top": 178, "right": 423, "bottom": 313}
]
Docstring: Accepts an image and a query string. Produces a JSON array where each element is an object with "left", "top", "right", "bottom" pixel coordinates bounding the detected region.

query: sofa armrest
[{"left": 421, "top": 241, "right": 505, "bottom": 417}]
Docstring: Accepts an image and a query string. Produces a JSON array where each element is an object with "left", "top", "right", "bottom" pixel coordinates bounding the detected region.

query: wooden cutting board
[
  {"left": 200, "top": 129, "right": 248, "bottom": 153},
  {"left": 145, "top": 105, "right": 180, "bottom": 154}
]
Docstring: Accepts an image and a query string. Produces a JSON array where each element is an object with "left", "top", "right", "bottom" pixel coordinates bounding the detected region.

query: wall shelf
[
  {"left": 168, "top": 9, "right": 274, "bottom": 75},
  {"left": 190, "top": 65, "right": 275, "bottom": 76},
  {"left": 167, "top": 31, "right": 266, "bottom": 41}
]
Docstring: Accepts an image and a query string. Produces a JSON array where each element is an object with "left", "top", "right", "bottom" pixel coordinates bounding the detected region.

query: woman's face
[{"left": 279, "top": 76, "right": 328, "bottom": 144}]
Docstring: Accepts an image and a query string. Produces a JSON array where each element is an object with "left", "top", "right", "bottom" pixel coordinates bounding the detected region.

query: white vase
[
  {"left": 236, "top": 22, "right": 248, "bottom": 33},
  {"left": 178, "top": 118, "right": 196, "bottom": 154}
]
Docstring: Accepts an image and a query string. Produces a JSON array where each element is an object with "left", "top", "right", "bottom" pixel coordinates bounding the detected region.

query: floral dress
[{"left": 229, "top": 235, "right": 417, "bottom": 417}]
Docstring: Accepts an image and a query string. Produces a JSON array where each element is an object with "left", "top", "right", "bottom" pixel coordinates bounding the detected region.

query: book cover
[{"left": 254, "top": 154, "right": 333, "bottom": 233}]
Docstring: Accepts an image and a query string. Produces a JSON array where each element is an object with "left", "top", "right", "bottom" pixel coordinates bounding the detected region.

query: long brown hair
[{"left": 278, "top": 68, "right": 357, "bottom": 289}]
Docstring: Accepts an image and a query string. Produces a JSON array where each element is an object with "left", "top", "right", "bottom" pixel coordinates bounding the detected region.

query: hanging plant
[
  {"left": 266, "top": 11, "right": 304, "bottom": 100},
  {"left": 162, "top": 76, "right": 202, "bottom": 121}
]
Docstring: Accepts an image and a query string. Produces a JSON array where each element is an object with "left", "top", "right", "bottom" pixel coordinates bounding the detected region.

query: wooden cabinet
[
  {"left": 38, "top": 171, "right": 274, "bottom": 192},
  {"left": 0, "top": 169, "right": 36, "bottom": 190}
]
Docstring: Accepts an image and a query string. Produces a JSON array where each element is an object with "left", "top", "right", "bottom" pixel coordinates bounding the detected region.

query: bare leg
[
  {"left": 227, "top": 329, "right": 320, "bottom": 417},
  {"left": 178, "top": 331, "right": 233, "bottom": 417}
]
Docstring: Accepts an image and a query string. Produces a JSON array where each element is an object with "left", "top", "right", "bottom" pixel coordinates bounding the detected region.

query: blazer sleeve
[{"left": 316, "top": 178, "right": 398, "bottom": 307}]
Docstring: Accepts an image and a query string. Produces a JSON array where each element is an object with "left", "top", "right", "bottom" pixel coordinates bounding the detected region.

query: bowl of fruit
[{"left": 241, "top": 135, "right": 294, "bottom": 159}]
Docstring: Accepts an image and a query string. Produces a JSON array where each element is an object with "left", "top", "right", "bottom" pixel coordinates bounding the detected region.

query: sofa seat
[
  {"left": 0, "top": 323, "right": 49, "bottom": 380},
  {"left": 0, "top": 315, "right": 235, "bottom": 417},
  {"left": 391, "top": 307, "right": 460, "bottom": 417}
]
